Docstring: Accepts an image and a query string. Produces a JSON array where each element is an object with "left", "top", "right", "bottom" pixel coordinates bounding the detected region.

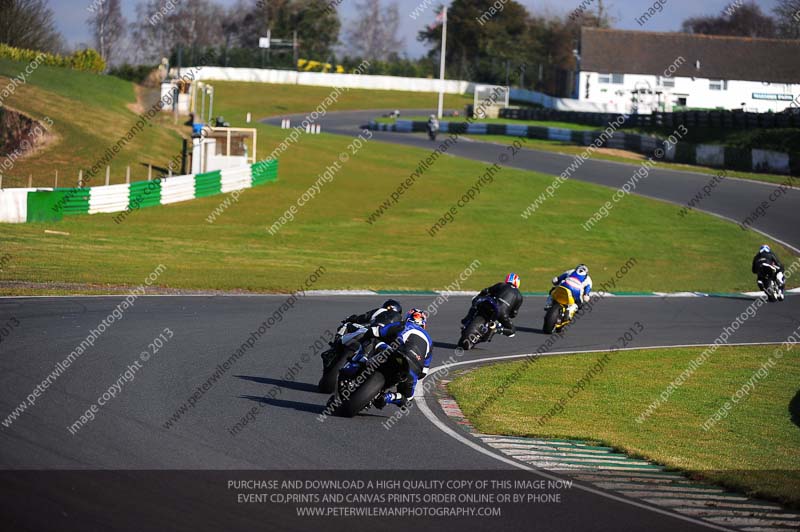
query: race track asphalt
[
  {"left": 2, "top": 109, "right": 798, "bottom": 532},
  {"left": 1, "top": 294, "right": 798, "bottom": 531}
]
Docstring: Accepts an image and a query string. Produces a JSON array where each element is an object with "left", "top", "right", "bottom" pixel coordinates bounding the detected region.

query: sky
[{"left": 52, "top": 0, "right": 781, "bottom": 59}]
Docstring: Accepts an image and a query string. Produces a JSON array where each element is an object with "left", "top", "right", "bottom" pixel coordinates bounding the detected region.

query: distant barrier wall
[{"left": 369, "top": 120, "right": 796, "bottom": 175}]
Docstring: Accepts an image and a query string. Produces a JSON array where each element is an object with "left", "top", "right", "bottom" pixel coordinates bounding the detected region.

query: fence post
[
  {"left": 78, "top": 169, "right": 83, "bottom": 188},
  {"left": 148, "top": 164, "right": 152, "bottom": 181},
  {"left": 54, "top": 170, "right": 58, "bottom": 189},
  {"left": 126, "top": 166, "right": 131, "bottom": 184},
  {"left": 105, "top": 166, "right": 110, "bottom": 186},
  {"left": 28, "top": 175, "right": 32, "bottom": 188},
  {"left": 0, "top": 174, "right": 3, "bottom": 189}
]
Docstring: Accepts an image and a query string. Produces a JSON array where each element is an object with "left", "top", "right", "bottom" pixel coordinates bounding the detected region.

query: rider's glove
[
  {"left": 582, "top": 294, "right": 591, "bottom": 304},
  {"left": 552, "top": 277, "right": 559, "bottom": 285},
  {"left": 346, "top": 314, "right": 358, "bottom": 323}
]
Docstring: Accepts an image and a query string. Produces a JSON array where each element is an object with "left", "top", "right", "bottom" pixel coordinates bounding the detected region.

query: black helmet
[{"left": 382, "top": 299, "right": 402, "bottom": 314}]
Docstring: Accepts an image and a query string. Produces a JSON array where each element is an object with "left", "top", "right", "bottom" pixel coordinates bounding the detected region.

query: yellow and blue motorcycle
[{"left": 542, "top": 285, "right": 576, "bottom": 334}]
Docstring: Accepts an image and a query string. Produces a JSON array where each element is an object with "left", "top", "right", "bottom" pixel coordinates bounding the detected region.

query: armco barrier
[
  {"left": 499, "top": 107, "right": 800, "bottom": 130},
  {"left": 368, "top": 120, "right": 796, "bottom": 176},
  {"left": 0, "top": 160, "right": 278, "bottom": 224}
]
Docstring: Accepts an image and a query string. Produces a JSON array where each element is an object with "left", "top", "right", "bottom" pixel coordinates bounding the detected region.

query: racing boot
[{"left": 373, "top": 392, "right": 405, "bottom": 409}]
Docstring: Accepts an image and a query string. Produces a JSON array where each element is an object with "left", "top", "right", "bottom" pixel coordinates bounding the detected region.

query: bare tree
[
  {"left": 681, "top": 1, "right": 776, "bottom": 38},
  {"left": 347, "top": 0, "right": 403, "bottom": 61},
  {"left": 0, "top": 0, "right": 64, "bottom": 53},
  {"left": 88, "top": 0, "right": 126, "bottom": 67},
  {"left": 130, "top": 0, "right": 225, "bottom": 63},
  {"left": 774, "top": 0, "right": 800, "bottom": 39}
]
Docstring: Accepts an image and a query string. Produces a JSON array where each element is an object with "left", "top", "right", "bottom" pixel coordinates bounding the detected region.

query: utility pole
[
  {"left": 293, "top": 31, "right": 298, "bottom": 69},
  {"left": 437, "top": 7, "right": 448, "bottom": 119}
]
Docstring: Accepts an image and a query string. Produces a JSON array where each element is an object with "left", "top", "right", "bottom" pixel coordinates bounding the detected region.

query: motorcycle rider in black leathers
[
  {"left": 343, "top": 299, "right": 403, "bottom": 328},
  {"left": 461, "top": 273, "right": 523, "bottom": 337},
  {"left": 324, "top": 300, "right": 403, "bottom": 367},
  {"left": 752, "top": 245, "right": 785, "bottom": 300}
]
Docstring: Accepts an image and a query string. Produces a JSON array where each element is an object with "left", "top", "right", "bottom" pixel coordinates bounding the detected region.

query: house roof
[{"left": 580, "top": 28, "right": 800, "bottom": 84}]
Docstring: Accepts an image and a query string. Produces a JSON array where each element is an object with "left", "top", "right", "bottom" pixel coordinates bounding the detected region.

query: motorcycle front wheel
[
  {"left": 318, "top": 350, "right": 349, "bottom": 394},
  {"left": 543, "top": 305, "right": 561, "bottom": 334}
]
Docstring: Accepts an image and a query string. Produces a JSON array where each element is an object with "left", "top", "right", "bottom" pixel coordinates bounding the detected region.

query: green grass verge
[
  {"left": 210, "top": 80, "right": 472, "bottom": 122},
  {"left": 448, "top": 345, "right": 800, "bottom": 507},
  {"left": 0, "top": 122, "right": 797, "bottom": 294},
  {"left": 0, "top": 64, "right": 796, "bottom": 294},
  {"left": 470, "top": 134, "right": 795, "bottom": 185}
]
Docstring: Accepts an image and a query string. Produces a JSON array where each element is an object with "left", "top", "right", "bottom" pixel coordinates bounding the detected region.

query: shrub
[{"left": 0, "top": 43, "right": 105, "bottom": 73}]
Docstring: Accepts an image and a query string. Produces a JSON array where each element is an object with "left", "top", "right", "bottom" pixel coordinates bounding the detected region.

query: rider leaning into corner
[
  {"left": 346, "top": 299, "right": 403, "bottom": 326},
  {"left": 339, "top": 299, "right": 403, "bottom": 345},
  {"left": 353, "top": 308, "right": 433, "bottom": 409},
  {"left": 462, "top": 273, "right": 524, "bottom": 338},
  {"left": 752, "top": 245, "right": 786, "bottom": 300},
  {"left": 546, "top": 264, "right": 593, "bottom": 317}
]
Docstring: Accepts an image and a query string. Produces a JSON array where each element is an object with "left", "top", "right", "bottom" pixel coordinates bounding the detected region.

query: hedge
[{"left": 0, "top": 44, "right": 105, "bottom": 73}]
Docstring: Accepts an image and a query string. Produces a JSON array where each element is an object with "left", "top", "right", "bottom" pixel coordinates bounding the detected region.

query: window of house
[
  {"left": 660, "top": 76, "right": 675, "bottom": 88},
  {"left": 709, "top": 79, "right": 727, "bottom": 91},
  {"left": 599, "top": 73, "right": 624, "bottom": 84}
]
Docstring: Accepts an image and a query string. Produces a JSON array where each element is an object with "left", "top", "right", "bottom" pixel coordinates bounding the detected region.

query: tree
[
  {"left": 418, "top": 0, "right": 534, "bottom": 83},
  {"left": 681, "top": 1, "right": 776, "bottom": 38},
  {"left": 0, "top": 0, "right": 64, "bottom": 53},
  {"left": 130, "top": 0, "right": 225, "bottom": 64},
  {"left": 346, "top": 0, "right": 403, "bottom": 61},
  {"left": 774, "top": 0, "right": 800, "bottom": 39},
  {"left": 230, "top": 0, "right": 341, "bottom": 62},
  {"left": 88, "top": 0, "right": 126, "bottom": 67}
]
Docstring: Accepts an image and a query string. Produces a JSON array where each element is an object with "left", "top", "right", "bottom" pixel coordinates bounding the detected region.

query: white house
[{"left": 577, "top": 28, "right": 800, "bottom": 114}]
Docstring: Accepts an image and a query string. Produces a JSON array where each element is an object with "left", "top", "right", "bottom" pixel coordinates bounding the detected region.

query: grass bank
[{"left": 449, "top": 345, "right": 800, "bottom": 506}]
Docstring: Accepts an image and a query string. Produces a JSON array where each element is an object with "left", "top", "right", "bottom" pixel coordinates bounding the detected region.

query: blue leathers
[
  {"left": 554, "top": 268, "right": 593, "bottom": 305},
  {"left": 360, "top": 321, "right": 433, "bottom": 407}
]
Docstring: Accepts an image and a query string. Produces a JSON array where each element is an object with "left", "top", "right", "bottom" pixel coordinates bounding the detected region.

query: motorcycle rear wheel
[
  {"left": 458, "top": 315, "right": 486, "bottom": 350},
  {"left": 336, "top": 372, "right": 386, "bottom": 418}
]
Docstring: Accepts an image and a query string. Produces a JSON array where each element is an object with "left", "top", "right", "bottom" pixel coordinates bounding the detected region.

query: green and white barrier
[
  {"left": 370, "top": 120, "right": 799, "bottom": 175},
  {"left": 0, "top": 160, "right": 278, "bottom": 224}
]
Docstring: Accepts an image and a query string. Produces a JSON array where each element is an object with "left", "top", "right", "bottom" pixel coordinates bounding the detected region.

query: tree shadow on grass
[{"left": 790, "top": 390, "right": 800, "bottom": 430}]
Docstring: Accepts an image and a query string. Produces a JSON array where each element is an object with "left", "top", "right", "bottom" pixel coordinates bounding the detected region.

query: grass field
[
  {"left": 0, "top": 59, "right": 470, "bottom": 187},
  {"left": 449, "top": 345, "right": 800, "bottom": 506},
  {"left": 0, "top": 61, "right": 797, "bottom": 294},
  {"left": 0, "top": 59, "right": 184, "bottom": 187}
]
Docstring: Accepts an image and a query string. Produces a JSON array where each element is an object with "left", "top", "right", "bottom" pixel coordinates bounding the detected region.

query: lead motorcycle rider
[
  {"left": 752, "top": 245, "right": 785, "bottom": 301},
  {"left": 331, "top": 299, "right": 402, "bottom": 352},
  {"left": 546, "top": 264, "right": 593, "bottom": 317},
  {"left": 323, "top": 300, "right": 402, "bottom": 368},
  {"left": 461, "top": 273, "right": 523, "bottom": 338},
  {"left": 426, "top": 114, "right": 439, "bottom": 141},
  {"left": 347, "top": 309, "right": 433, "bottom": 409}
]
